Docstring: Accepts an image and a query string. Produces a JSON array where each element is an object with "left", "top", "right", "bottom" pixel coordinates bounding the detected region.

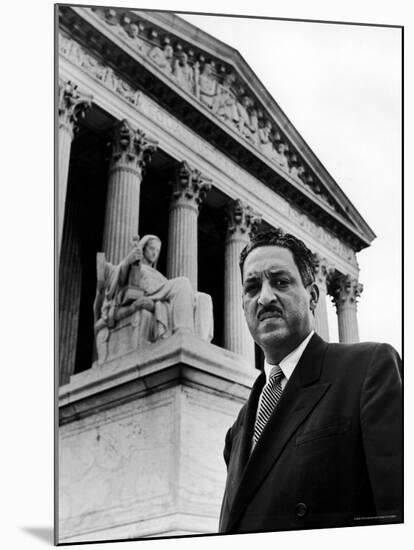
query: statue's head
[
  {"left": 126, "top": 23, "right": 139, "bottom": 38},
  {"left": 164, "top": 44, "right": 173, "bottom": 58},
  {"left": 139, "top": 235, "right": 162, "bottom": 267},
  {"left": 203, "top": 62, "right": 212, "bottom": 75},
  {"left": 242, "top": 96, "right": 250, "bottom": 107}
]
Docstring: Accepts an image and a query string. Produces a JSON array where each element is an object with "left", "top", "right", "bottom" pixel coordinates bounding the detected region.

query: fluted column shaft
[
  {"left": 167, "top": 199, "right": 199, "bottom": 288},
  {"left": 58, "top": 81, "right": 91, "bottom": 252},
  {"left": 166, "top": 162, "right": 211, "bottom": 290},
  {"left": 102, "top": 119, "right": 157, "bottom": 264},
  {"left": 337, "top": 303, "right": 360, "bottom": 343},
  {"left": 59, "top": 204, "right": 82, "bottom": 385},
  {"left": 103, "top": 162, "right": 142, "bottom": 264},
  {"left": 58, "top": 124, "right": 73, "bottom": 241},
  {"left": 329, "top": 274, "right": 363, "bottom": 344},
  {"left": 224, "top": 200, "right": 261, "bottom": 366},
  {"left": 315, "top": 289, "right": 329, "bottom": 341},
  {"left": 313, "top": 254, "right": 333, "bottom": 341}
]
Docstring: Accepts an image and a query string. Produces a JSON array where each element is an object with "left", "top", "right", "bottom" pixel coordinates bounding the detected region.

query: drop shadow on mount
[{"left": 21, "top": 526, "right": 54, "bottom": 545}]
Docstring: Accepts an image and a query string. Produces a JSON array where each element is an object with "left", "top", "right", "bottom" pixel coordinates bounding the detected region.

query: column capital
[
  {"left": 328, "top": 273, "right": 363, "bottom": 310},
  {"left": 58, "top": 80, "right": 92, "bottom": 135},
  {"left": 170, "top": 161, "right": 211, "bottom": 210},
  {"left": 225, "top": 199, "right": 261, "bottom": 240},
  {"left": 108, "top": 119, "right": 157, "bottom": 175},
  {"left": 312, "top": 253, "right": 335, "bottom": 289}
]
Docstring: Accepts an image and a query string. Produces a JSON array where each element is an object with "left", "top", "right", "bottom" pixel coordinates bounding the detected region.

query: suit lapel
[
  {"left": 226, "top": 333, "right": 330, "bottom": 531},
  {"left": 238, "top": 372, "right": 266, "bottom": 472},
  {"left": 223, "top": 372, "right": 265, "bottom": 515}
]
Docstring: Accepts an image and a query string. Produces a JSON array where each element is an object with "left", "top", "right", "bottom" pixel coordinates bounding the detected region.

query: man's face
[
  {"left": 143, "top": 239, "right": 161, "bottom": 264},
  {"left": 242, "top": 245, "right": 318, "bottom": 362}
]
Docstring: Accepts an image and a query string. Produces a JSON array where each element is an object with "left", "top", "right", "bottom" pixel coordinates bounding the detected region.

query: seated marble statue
[{"left": 94, "top": 235, "right": 213, "bottom": 343}]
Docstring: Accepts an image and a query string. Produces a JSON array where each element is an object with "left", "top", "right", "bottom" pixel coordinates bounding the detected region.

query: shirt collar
[{"left": 264, "top": 330, "right": 315, "bottom": 383}]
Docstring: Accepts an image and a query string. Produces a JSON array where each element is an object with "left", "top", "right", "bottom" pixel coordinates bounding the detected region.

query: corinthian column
[
  {"left": 224, "top": 200, "right": 261, "bottom": 366},
  {"left": 166, "top": 162, "right": 211, "bottom": 290},
  {"left": 59, "top": 204, "right": 82, "bottom": 385},
  {"left": 58, "top": 80, "right": 92, "bottom": 252},
  {"left": 102, "top": 120, "right": 157, "bottom": 264},
  {"left": 329, "top": 274, "right": 363, "bottom": 343},
  {"left": 313, "top": 254, "right": 334, "bottom": 341}
]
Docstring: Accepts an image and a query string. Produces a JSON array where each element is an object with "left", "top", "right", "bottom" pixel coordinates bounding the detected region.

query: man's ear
[{"left": 309, "top": 282, "right": 319, "bottom": 313}]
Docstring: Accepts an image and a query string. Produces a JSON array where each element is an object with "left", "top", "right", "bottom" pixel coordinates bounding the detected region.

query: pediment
[{"left": 58, "top": 5, "right": 375, "bottom": 251}]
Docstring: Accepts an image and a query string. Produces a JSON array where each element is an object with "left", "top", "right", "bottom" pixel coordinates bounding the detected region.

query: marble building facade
[{"left": 57, "top": 5, "right": 375, "bottom": 543}]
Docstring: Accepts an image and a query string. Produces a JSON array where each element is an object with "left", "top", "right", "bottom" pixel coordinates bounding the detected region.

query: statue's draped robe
[{"left": 101, "top": 261, "right": 195, "bottom": 338}]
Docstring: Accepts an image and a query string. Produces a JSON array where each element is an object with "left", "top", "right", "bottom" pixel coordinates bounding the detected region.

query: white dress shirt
[{"left": 255, "top": 330, "right": 315, "bottom": 425}]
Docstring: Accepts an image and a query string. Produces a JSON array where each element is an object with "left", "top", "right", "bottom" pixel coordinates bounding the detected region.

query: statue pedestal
[
  {"left": 95, "top": 308, "right": 155, "bottom": 364},
  {"left": 58, "top": 331, "right": 256, "bottom": 543}
]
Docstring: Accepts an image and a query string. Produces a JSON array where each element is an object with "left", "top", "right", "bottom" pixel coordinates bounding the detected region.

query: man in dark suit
[{"left": 219, "top": 229, "right": 402, "bottom": 534}]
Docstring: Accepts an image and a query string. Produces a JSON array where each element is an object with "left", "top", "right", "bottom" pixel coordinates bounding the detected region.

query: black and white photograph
[
  {"left": 55, "top": 2, "right": 403, "bottom": 545},
  {"left": 2, "top": 1, "right": 408, "bottom": 549}
]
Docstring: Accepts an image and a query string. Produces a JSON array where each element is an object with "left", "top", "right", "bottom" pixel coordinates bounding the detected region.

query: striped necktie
[{"left": 253, "top": 365, "right": 284, "bottom": 444}]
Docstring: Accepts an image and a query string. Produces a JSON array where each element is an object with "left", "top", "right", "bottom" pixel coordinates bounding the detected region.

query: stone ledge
[
  {"left": 59, "top": 331, "right": 257, "bottom": 422},
  {"left": 59, "top": 511, "right": 219, "bottom": 542}
]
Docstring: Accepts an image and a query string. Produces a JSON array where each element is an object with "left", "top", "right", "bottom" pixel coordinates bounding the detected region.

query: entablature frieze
[
  {"left": 59, "top": 44, "right": 359, "bottom": 279},
  {"left": 58, "top": 5, "right": 373, "bottom": 253}
]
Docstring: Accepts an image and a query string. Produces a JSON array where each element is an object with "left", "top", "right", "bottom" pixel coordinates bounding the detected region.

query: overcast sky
[{"left": 179, "top": 12, "right": 402, "bottom": 352}]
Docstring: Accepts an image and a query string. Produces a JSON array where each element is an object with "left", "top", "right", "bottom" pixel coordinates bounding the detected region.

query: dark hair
[{"left": 239, "top": 229, "right": 315, "bottom": 287}]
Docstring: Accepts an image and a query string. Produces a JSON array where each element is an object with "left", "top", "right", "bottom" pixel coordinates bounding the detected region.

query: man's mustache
[{"left": 257, "top": 305, "right": 283, "bottom": 320}]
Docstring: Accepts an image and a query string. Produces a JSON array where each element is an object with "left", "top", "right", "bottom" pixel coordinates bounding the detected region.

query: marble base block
[{"left": 58, "top": 332, "right": 256, "bottom": 543}]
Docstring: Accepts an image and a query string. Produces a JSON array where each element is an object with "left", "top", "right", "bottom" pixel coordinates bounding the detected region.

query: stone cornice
[
  {"left": 59, "top": 330, "right": 256, "bottom": 423},
  {"left": 58, "top": 6, "right": 373, "bottom": 252}
]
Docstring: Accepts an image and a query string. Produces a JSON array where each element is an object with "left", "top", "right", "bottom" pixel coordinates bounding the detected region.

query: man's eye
[
  {"left": 244, "top": 282, "right": 259, "bottom": 294},
  {"left": 272, "top": 279, "right": 289, "bottom": 288}
]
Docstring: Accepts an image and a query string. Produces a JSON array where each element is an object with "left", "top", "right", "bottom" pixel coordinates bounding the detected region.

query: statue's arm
[
  {"left": 118, "top": 239, "right": 144, "bottom": 286},
  {"left": 118, "top": 257, "right": 132, "bottom": 286}
]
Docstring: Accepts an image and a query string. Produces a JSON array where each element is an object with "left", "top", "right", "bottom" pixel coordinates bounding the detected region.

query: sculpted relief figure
[
  {"left": 66, "top": 40, "right": 84, "bottom": 68},
  {"left": 258, "top": 120, "right": 275, "bottom": 156},
  {"left": 99, "top": 67, "right": 118, "bottom": 92},
  {"left": 173, "top": 52, "right": 194, "bottom": 93},
  {"left": 290, "top": 164, "right": 306, "bottom": 183},
  {"left": 212, "top": 74, "right": 239, "bottom": 126},
  {"left": 235, "top": 97, "right": 260, "bottom": 146},
  {"left": 94, "top": 235, "right": 213, "bottom": 362},
  {"left": 248, "top": 108, "right": 259, "bottom": 147},
  {"left": 274, "top": 142, "right": 290, "bottom": 171},
  {"left": 236, "top": 96, "right": 252, "bottom": 139},
  {"left": 119, "top": 22, "right": 146, "bottom": 53},
  {"left": 103, "top": 8, "right": 118, "bottom": 26},
  {"left": 196, "top": 62, "right": 218, "bottom": 109},
  {"left": 148, "top": 42, "right": 174, "bottom": 75}
]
